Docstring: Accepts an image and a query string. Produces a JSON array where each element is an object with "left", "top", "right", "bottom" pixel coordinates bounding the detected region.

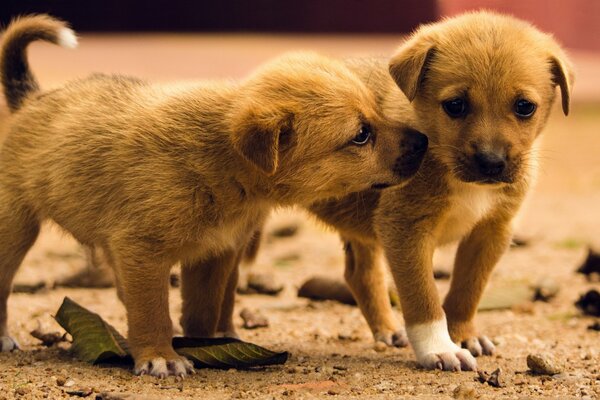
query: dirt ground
[{"left": 0, "top": 34, "right": 599, "bottom": 399}]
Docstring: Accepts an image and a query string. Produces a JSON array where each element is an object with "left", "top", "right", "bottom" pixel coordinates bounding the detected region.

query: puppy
[
  {"left": 218, "top": 11, "right": 573, "bottom": 371},
  {"left": 0, "top": 15, "right": 429, "bottom": 377}
]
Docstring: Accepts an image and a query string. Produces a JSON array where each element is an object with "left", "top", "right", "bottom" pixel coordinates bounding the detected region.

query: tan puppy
[
  {"left": 212, "top": 11, "right": 573, "bottom": 371},
  {"left": 0, "top": 15, "right": 429, "bottom": 377}
]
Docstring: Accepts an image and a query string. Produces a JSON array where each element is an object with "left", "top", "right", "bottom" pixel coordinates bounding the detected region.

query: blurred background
[{"left": 0, "top": 2, "right": 599, "bottom": 398}]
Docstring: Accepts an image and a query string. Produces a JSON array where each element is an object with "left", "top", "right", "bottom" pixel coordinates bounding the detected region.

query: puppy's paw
[
  {"left": 461, "top": 336, "right": 495, "bottom": 357},
  {"left": 406, "top": 317, "right": 477, "bottom": 372},
  {"left": 418, "top": 348, "right": 477, "bottom": 371},
  {"left": 374, "top": 329, "right": 409, "bottom": 348},
  {"left": 134, "top": 355, "right": 195, "bottom": 378},
  {"left": 0, "top": 336, "right": 19, "bottom": 352}
]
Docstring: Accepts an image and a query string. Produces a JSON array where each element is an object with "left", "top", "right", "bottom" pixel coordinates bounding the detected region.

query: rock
[
  {"left": 433, "top": 269, "right": 451, "bottom": 280},
  {"left": 527, "top": 353, "right": 562, "bottom": 375},
  {"left": 577, "top": 247, "right": 600, "bottom": 279},
  {"left": 64, "top": 379, "right": 76, "bottom": 388},
  {"left": 511, "top": 234, "right": 531, "bottom": 248},
  {"left": 476, "top": 368, "right": 504, "bottom": 388},
  {"left": 373, "top": 341, "right": 387, "bottom": 352},
  {"left": 240, "top": 308, "right": 269, "bottom": 329},
  {"left": 66, "top": 388, "right": 93, "bottom": 397},
  {"left": 238, "top": 272, "right": 283, "bottom": 296},
  {"left": 532, "top": 278, "right": 560, "bottom": 302},
  {"left": 453, "top": 384, "right": 478, "bottom": 399},
  {"left": 14, "top": 387, "right": 31, "bottom": 396},
  {"left": 12, "top": 281, "right": 48, "bottom": 294},
  {"left": 576, "top": 290, "right": 600, "bottom": 317},
  {"left": 488, "top": 368, "right": 504, "bottom": 388},
  {"left": 588, "top": 321, "right": 600, "bottom": 331},
  {"left": 298, "top": 277, "right": 356, "bottom": 305},
  {"left": 30, "top": 325, "right": 68, "bottom": 347}
]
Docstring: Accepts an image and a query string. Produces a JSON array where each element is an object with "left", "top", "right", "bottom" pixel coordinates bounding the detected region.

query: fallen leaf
[
  {"left": 54, "top": 297, "right": 288, "bottom": 369},
  {"left": 54, "top": 297, "right": 130, "bottom": 364},
  {"left": 173, "top": 337, "right": 287, "bottom": 369}
]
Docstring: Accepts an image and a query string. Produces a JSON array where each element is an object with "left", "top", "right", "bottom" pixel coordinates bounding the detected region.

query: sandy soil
[{"left": 0, "top": 35, "right": 599, "bottom": 399}]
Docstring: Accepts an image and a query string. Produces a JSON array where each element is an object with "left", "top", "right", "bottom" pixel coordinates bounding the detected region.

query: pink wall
[{"left": 439, "top": 0, "right": 600, "bottom": 51}]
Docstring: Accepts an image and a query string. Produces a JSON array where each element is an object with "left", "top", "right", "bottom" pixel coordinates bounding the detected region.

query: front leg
[
  {"left": 116, "top": 252, "right": 193, "bottom": 377},
  {"left": 342, "top": 237, "right": 407, "bottom": 347},
  {"left": 444, "top": 216, "right": 513, "bottom": 356},
  {"left": 375, "top": 190, "right": 476, "bottom": 371},
  {"left": 180, "top": 250, "right": 239, "bottom": 338}
]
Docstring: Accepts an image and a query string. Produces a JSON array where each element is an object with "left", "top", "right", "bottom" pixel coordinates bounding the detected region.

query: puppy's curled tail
[{"left": 0, "top": 14, "right": 77, "bottom": 112}]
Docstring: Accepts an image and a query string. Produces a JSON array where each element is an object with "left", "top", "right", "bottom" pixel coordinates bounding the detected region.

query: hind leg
[
  {"left": 0, "top": 198, "right": 40, "bottom": 351},
  {"left": 343, "top": 238, "right": 407, "bottom": 347}
]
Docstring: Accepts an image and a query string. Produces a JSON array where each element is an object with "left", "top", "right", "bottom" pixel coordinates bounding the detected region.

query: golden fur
[
  {"left": 0, "top": 15, "right": 428, "bottom": 377},
  {"left": 208, "top": 11, "right": 573, "bottom": 371}
]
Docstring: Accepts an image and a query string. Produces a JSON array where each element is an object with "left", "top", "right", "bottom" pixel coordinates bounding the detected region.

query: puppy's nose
[
  {"left": 403, "top": 130, "right": 429, "bottom": 155},
  {"left": 474, "top": 151, "right": 506, "bottom": 177}
]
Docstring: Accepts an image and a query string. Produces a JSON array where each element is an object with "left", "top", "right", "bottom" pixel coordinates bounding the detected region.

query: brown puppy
[
  {"left": 212, "top": 11, "right": 573, "bottom": 371},
  {"left": 322, "top": 12, "right": 572, "bottom": 371},
  {"left": 0, "top": 15, "right": 428, "bottom": 377}
]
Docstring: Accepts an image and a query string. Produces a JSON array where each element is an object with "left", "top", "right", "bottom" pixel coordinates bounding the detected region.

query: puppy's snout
[
  {"left": 474, "top": 151, "right": 506, "bottom": 177},
  {"left": 393, "top": 129, "right": 428, "bottom": 178},
  {"left": 404, "top": 130, "right": 429, "bottom": 155}
]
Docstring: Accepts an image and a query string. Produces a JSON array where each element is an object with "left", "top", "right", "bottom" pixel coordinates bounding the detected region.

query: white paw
[
  {"left": 0, "top": 336, "right": 19, "bottom": 352},
  {"left": 374, "top": 329, "right": 409, "bottom": 348},
  {"left": 462, "top": 336, "right": 495, "bottom": 357},
  {"left": 134, "top": 356, "right": 195, "bottom": 378},
  {"left": 406, "top": 317, "right": 477, "bottom": 371}
]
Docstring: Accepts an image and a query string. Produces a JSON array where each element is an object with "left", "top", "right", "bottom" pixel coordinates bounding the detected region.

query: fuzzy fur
[
  {"left": 0, "top": 15, "right": 428, "bottom": 377},
  {"left": 216, "top": 11, "right": 574, "bottom": 372}
]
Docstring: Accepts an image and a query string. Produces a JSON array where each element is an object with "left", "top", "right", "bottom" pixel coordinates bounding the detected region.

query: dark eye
[
  {"left": 351, "top": 124, "right": 372, "bottom": 145},
  {"left": 442, "top": 98, "right": 468, "bottom": 118},
  {"left": 514, "top": 99, "right": 536, "bottom": 118}
]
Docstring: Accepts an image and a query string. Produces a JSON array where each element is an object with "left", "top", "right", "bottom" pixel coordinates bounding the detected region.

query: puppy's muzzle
[
  {"left": 393, "top": 129, "right": 428, "bottom": 178},
  {"left": 474, "top": 151, "right": 506, "bottom": 178}
]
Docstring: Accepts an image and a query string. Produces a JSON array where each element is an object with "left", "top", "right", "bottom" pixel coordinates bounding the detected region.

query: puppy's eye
[
  {"left": 351, "top": 124, "right": 372, "bottom": 146},
  {"left": 514, "top": 99, "right": 536, "bottom": 118},
  {"left": 442, "top": 98, "right": 468, "bottom": 118}
]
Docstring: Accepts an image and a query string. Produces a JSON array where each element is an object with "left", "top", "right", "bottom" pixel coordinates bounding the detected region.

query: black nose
[
  {"left": 474, "top": 152, "right": 506, "bottom": 177},
  {"left": 403, "top": 130, "right": 429, "bottom": 154}
]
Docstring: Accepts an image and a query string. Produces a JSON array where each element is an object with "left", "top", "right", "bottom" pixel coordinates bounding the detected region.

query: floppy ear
[
  {"left": 231, "top": 105, "right": 292, "bottom": 175},
  {"left": 549, "top": 55, "right": 574, "bottom": 116},
  {"left": 388, "top": 40, "right": 435, "bottom": 102}
]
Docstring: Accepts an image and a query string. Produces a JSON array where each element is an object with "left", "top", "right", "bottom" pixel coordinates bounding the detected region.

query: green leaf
[
  {"left": 173, "top": 337, "right": 288, "bottom": 369},
  {"left": 54, "top": 297, "right": 288, "bottom": 369},
  {"left": 54, "top": 297, "right": 130, "bottom": 364}
]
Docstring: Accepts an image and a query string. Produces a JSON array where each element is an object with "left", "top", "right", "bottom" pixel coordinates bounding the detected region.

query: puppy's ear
[
  {"left": 231, "top": 105, "right": 293, "bottom": 175},
  {"left": 549, "top": 56, "right": 574, "bottom": 116},
  {"left": 388, "top": 40, "right": 435, "bottom": 102}
]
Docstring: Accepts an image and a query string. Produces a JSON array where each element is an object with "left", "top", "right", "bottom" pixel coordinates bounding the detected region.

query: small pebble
[
  {"left": 240, "top": 308, "right": 269, "bottom": 329},
  {"left": 453, "top": 384, "right": 477, "bottom": 399},
  {"left": 373, "top": 341, "right": 388, "bottom": 352},
  {"left": 527, "top": 353, "right": 562, "bottom": 375}
]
